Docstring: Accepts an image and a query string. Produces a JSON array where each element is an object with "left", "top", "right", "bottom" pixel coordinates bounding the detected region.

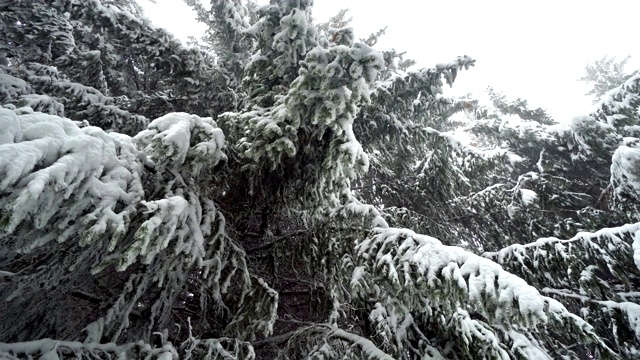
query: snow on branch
[
  {"left": 115, "top": 195, "right": 197, "bottom": 271},
  {"left": 226, "top": 40, "right": 385, "bottom": 211},
  {"left": 224, "top": 277, "right": 279, "bottom": 341},
  {"left": 3, "top": 63, "right": 148, "bottom": 134},
  {"left": 611, "top": 145, "right": 640, "bottom": 216},
  {"left": 0, "top": 107, "right": 260, "bottom": 343},
  {"left": 75, "top": 0, "right": 210, "bottom": 77},
  {"left": 0, "top": 69, "right": 33, "bottom": 103},
  {"left": 470, "top": 113, "right": 623, "bottom": 174},
  {"left": 485, "top": 222, "right": 640, "bottom": 283},
  {"left": 356, "top": 227, "right": 573, "bottom": 325},
  {"left": 0, "top": 335, "right": 255, "bottom": 360},
  {"left": 237, "top": 42, "right": 383, "bottom": 166},
  {"left": 349, "top": 227, "right": 612, "bottom": 358},
  {"left": 485, "top": 222, "right": 640, "bottom": 355},
  {"left": 592, "top": 72, "right": 640, "bottom": 134},
  {"left": 0, "top": 106, "right": 144, "bottom": 244},
  {"left": 569, "top": 115, "right": 622, "bottom": 162},
  {"left": 270, "top": 324, "right": 395, "bottom": 360},
  {"left": 134, "top": 112, "right": 227, "bottom": 176},
  {"left": 358, "top": 55, "right": 476, "bottom": 142},
  {"left": 0, "top": 339, "right": 176, "bottom": 360},
  {"left": 329, "top": 197, "right": 389, "bottom": 229},
  {"left": 419, "top": 126, "right": 518, "bottom": 177},
  {"left": 327, "top": 327, "right": 395, "bottom": 360}
]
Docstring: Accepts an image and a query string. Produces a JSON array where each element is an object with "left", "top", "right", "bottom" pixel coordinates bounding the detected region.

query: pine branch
[{"left": 246, "top": 230, "right": 308, "bottom": 254}]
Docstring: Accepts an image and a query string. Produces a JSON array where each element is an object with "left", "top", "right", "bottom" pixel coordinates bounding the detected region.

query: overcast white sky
[{"left": 141, "top": 0, "right": 639, "bottom": 122}]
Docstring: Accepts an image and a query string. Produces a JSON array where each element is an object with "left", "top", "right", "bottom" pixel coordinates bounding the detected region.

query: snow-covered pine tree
[
  {"left": 185, "top": 0, "right": 255, "bottom": 92},
  {"left": 213, "top": 2, "right": 621, "bottom": 358},
  {"left": 0, "top": 0, "right": 639, "bottom": 359},
  {"left": 465, "top": 82, "right": 640, "bottom": 357},
  {"left": 592, "top": 72, "right": 640, "bottom": 138},
  {"left": 351, "top": 56, "right": 516, "bottom": 248},
  {"left": 579, "top": 55, "right": 638, "bottom": 104}
]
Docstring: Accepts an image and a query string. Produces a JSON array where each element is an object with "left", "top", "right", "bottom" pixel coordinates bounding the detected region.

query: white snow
[
  {"left": 134, "top": 112, "right": 227, "bottom": 175},
  {"left": 520, "top": 188, "right": 539, "bottom": 206},
  {"left": 330, "top": 327, "right": 395, "bottom": 360},
  {"left": 0, "top": 70, "right": 31, "bottom": 101},
  {"left": 633, "top": 230, "right": 640, "bottom": 272},
  {"left": 611, "top": 145, "right": 640, "bottom": 203},
  {"left": 355, "top": 227, "right": 580, "bottom": 330},
  {"left": 0, "top": 108, "right": 145, "bottom": 253},
  {"left": 0, "top": 107, "right": 21, "bottom": 145}
]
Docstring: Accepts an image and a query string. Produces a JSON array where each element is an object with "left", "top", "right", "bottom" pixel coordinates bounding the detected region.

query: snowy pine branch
[
  {"left": 0, "top": 334, "right": 256, "bottom": 359},
  {"left": 0, "top": 107, "right": 257, "bottom": 344},
  {"left": 591, "top": 72, "right": 640, "bottom": 135},
  {"left": 346, "top": 227, "right": 615, "bottom": 358}
]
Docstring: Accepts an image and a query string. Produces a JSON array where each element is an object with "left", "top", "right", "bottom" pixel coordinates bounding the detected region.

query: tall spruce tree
[
  {"left": 579, "top": 55, "right": 638, "bottom": 104},
  {"left": 0, "top": 1, "right": 639, "bottom": 359}
]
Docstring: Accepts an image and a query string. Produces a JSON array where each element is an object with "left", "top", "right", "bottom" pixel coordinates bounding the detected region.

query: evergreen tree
[
  {"left": 468, "top": 82, "right": 640, "bottom": 358},
  {"left": 185, "top": 0, "right": 256, "bottom": 92},
  {"left": 0, "top": 0, "right": 235, "bottom": 134},
  {"left": 0, "top": 1, "right": 639, "bottom": 359},
  {"left": 579, "top": 55, "right": 638, "bottom": 104}
]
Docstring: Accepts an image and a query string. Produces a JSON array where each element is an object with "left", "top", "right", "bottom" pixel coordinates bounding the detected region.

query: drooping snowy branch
[
  {"left": 134, "top": 112, "right": 227, "bottom": 177},
  {"left": 485, "top": 222, "right": 640, "bottom": 356},
  {"left": 0, "top": 106, "right": 144, "bottom": 247},
  {"left": 345, "top": 227, "right": 614, "bottom": 358},
  {"left": 223, "top": 38, "right": 384, "bottom": 211},
  {"left": 592, "top": 73, "right": 640, "bottom": 136},
  {"left": 0, "top": 335, "right": 255, "bottom": 360},
  {"left": 611, "top": 145, "right": 640, "bottom": 219},
  {"left": 266, "top": 324, "right": 396, "bottom": 360},
  {"left": 0, "top": 107, "right": 267, "bottom": 344}
]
